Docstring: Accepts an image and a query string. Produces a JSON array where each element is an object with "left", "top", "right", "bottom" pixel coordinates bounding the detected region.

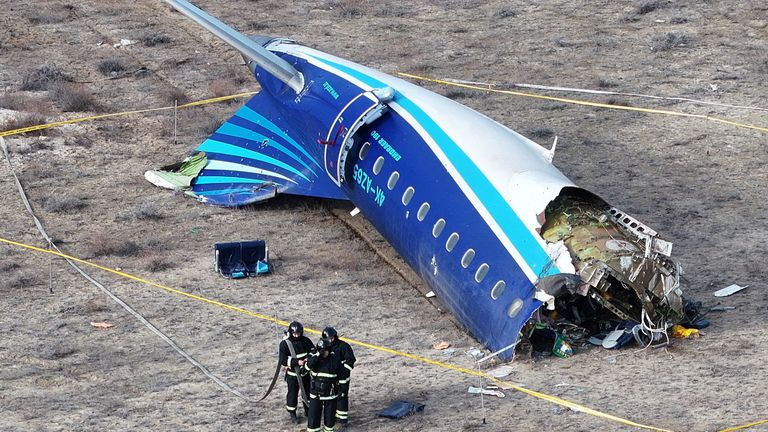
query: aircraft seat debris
[{"left": 214, "top": 240, "right": 270, "bottom": 278}]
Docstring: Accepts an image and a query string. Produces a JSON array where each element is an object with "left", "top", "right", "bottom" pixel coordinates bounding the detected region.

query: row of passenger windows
[{"left": 358, "top": 141, "right": 523, "bottom": 318}]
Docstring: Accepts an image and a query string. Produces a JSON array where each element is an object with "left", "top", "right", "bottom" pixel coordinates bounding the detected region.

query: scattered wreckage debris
[
  {"left": 714, "top": 284, "right": 748, "bottom": 297},
  {"left": 518, "top": 189, "right": 703, "bottom": 357},
  {"left": 89, "top": 321, "right": 115, "bottom": 329},
  {"left": 377, "top": 400, "right": 426, "bottom": 419},
  {"left": 468, "top": 385, "right": 505, "bottom": 398},
  {"left": 214, "top": 240, "right": 270, "bottom": 278}
]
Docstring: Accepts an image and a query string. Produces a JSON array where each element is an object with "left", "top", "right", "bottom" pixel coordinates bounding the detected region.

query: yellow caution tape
[
  {"left": 0, "top": 91, "right": 257, "bottom": 137},
  {"left": 396, "top": 72, "right": 768, "bottom": 134},
  {"left": 719, "top": 419, "right": 768, "bottom": 432},
  {"left": 0, "top": 235, "right": 671, "bottom": 431}
]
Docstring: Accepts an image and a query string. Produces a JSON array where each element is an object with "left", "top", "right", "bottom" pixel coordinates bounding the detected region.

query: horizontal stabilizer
[{"left": 145, "top": 92, "right": 348, "bottom": 206}]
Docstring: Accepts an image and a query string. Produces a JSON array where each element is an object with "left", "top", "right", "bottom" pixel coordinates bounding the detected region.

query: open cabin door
[{"left": 322, "top": 87, "right": 394, "bottom": 186}]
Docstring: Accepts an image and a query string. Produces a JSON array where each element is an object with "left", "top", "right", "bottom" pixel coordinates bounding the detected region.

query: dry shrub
[
  {"left": 246, "top": 21, "right": 269, "bottom": 32},
  {"left": 444, "top": 90, "right": 474, "bottom": 100},
  {"left": 495, "top": 7, "right": 518, "bottom": 18},
  {"left": 0, "top": 93, "right": 43, "bottom": 111},
  {"left": 64, "top": 136, "right": 93, "bottom": 148},
  {"left": 27, "top": 8, "right": 70, "bottom": 25},
  {"left": 374, "top": 5, "right": 411, "bottom": 17},
  {"left": 146, "top": 258, "right": 175, "bottom": 272},
  {"left": 7, "top": 273, "right": 39, "bottom": 288},
  {"left": 638, "top": 0, "right": 665, "bottom": 14},
  {"left": 20, "top": 64, "right": 70, "bottom": 91},
  {"left": 0, "top": 113, "right": 48, "bottom": 136},
  {"left": 327, "top": 0, "right": 367, "bottom": 18},
  {"left": 651, "top": 32, "right": 691, "bottom": 51},
  {"left": 208, "top": 79, "right": 237, "bottom": 98},
  {"left": 49, "top": 82, "right": 99, "bottom": 112},
  {"left": 163, "top": 87, "right": 189, "bottom": 105},
  {"left": 97, "top": 58, "right": 127, "bottom": 76},
  {"left": 133, "top": 202, "right": 164, "bottom": 220},
  {"left": 88, "top": 233, "right": 143, "bottom": 258},
  {"left": 529, "top": 127, "right": 555, "bottom": 139},
  {"left": 43, "top": 196, "right": 87, "bottom": 213},
  {"left": 142, "top": 33, "right": 171, "bottom": 47}
]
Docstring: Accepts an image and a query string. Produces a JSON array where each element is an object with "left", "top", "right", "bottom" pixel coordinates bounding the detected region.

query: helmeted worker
[
  {"left": 304, "top": 338, "right": 342, "bottom": 432},
  {"left": 279, "top": 321, "right": 314, "bottom": 424},
  {"left": 322, "top": 326, "right": 356, "bottom": 425}
]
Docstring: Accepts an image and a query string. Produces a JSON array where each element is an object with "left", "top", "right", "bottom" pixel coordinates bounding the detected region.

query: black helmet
[
  {"left": 288, "top": 321, "right": 303, "bottom": 336},
  {"left": 322, "top": 326, "right": 337, "bottom": 340},
  {"left": 316, "top": 338, "right": 332, "bottom": 352}
]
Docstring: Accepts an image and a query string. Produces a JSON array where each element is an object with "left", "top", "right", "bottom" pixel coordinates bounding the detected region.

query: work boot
[{"left": 288, "top": 411, "right": 299, "bottom": 424}]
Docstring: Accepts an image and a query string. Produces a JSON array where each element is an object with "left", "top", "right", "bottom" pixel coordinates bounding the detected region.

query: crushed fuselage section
[{"left": 539, "top": 189, "right": 684, "bottom": 332}]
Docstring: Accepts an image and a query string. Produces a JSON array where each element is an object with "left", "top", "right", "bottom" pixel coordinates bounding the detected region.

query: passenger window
[
  {"left": 432, "top": 218, "right": 446, "bottom": 238},
  {"left": 507, "top": 299, "right": 524, "bottom": 318},
  {"left": 445, "top": 233, "right": 459, "bottom": 252},
  {"left": 373, "top": 156, "right": 385, "bottom": 175},
  {"left": 461, "top": 249, "right": 475, "bottom": 268},
  {"left": 417, "top": 203, "right": 430, "bottom": 221},
  {"left": 402, "top": 186, "right": 415, "bottom": 205},
  {"left": 491, "top": 281, "right": 506, "bottom": 300},
  {"left": 387, "top": 171, "right": 400, "bottom": 190},
  {"left": 358, "top": 141, "right": 370, "bottom": 160},
  {"left": 475, "top": 263, "right": 489, "bottom": 282}
]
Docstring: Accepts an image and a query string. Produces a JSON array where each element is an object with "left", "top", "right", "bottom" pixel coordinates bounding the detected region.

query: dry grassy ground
[{"left": 1, "top": 1, "right": 767, "bottom": 431}]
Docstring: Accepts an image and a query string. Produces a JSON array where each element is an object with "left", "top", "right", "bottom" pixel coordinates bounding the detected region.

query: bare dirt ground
[{"left": 1, "top": 1, "right": 767, "bottom": 431}]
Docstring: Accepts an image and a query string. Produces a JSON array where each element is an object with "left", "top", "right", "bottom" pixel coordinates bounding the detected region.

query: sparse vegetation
[
  {"left": 0, "top": 113, "right": 48, "bottom": 136},
  {"left": 444, "top": 90, "right": 475, "bottom": 100},
  {"left": 163, "top": 87, "right": 189, "bottom": 105},
  {"left": 208, "top": 79, "right": 237, "bottom": 98},
  {"left": 651, "top": 31, "right": 691, "bottom": 51},
  {"left": 133, "top": 202, "right": 164, "bottom": 220},
  {"left": 669, "top": 15, "right": 688, "bottom": 24},
  {"left": 97, "top": 58, "right": 127, "bottom": 76},
  {"left": 43, "top": 196, "right": 87, "bottom": 213},
  {"left": 0, "top": 93, "right": 44, "bottom": 111},
  {"left": 20, "top": 65, "right": 70, "bottom": 91},
  {"left": 88, "top": 234, "right": 143, "bottom": 258},
  {"left": 146, "top": 258, "right": 175, "bottom": 272},
  {"left": 64, "top": 136, "right": 93, "bottom": 148},
  {"left": 49, "top": 82, "right": 99, "bottom": 112},
  {"left": 7, "top": 274, "right": 39, "bottom": 289},
  {"left": 529, "top": 127, "right": 555, "bottom": 138},
  {"left": 142, "top": 32, "right": 171, "bottom": 47},
  {"left": 638, "top": 0, "right": 664, "bottom": 15},
  {"left": 597, "top": 78, "right": 619, "bottom": 88},
  {"left": 246, "top": 21, "right": 269, "bottom": 32},
  {"left": 27, "top": 7, "right": 70, "bottom": 25},
  {"left": 373, "top": 5, "right": 410, "bottom": 17},
  {"left": 495, "top": 7, "right": 518, "bottom": 18}
]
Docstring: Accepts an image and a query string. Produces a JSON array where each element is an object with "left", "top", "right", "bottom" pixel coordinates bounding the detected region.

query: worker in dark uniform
[
  {"left": 304, "top": 338, "right": 341, "bottom": 432},
  {"left": 322, "top": 326, "right": 356, "bottom": 425},
  {"left": 279, "top": 321, "right": 314, "bottom": 424}
]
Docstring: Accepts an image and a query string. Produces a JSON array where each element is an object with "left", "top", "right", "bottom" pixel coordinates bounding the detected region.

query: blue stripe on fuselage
[
  {"left": 238, "top": 104, "right": 323, "bottom": 171},
  {"left": 306, "top": 54, "right": 556, "bottom": 278},
  {"left": 197, "top": 139, "right": 310, "bottom": 182},
  {"left": 215, "top": 120, "right": 316, "bottom": 176}
]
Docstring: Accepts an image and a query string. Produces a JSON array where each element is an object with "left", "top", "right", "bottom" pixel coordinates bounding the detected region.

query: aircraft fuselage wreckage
[{"left": 149, "top": 0, "right": 685, "bottom": 359}]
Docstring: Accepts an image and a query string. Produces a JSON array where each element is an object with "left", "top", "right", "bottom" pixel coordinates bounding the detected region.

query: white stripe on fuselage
[{"left": 205, "top": 160, "right": 296, "bottom": 184}]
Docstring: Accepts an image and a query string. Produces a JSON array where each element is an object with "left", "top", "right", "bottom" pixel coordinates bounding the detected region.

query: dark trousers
[
  {"left": 307, "top": 394, "right": 336, "bottom": 432},
  {"left": 336, "top": 381, "right": 350, "bottom": 421},
  {"left": 285, "top": 373, "right": 310, "bottom": 414}
]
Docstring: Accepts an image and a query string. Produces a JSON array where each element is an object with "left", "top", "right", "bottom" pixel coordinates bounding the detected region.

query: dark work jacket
[
  {"left": 331, "top": 339, "right": 356, "bottom": 380},
  {"left": 279, "top": 336, "right": 314, "bottom": 377},
  {"left": 304, "top": 351, "right": 342, "bottom": 399}
]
